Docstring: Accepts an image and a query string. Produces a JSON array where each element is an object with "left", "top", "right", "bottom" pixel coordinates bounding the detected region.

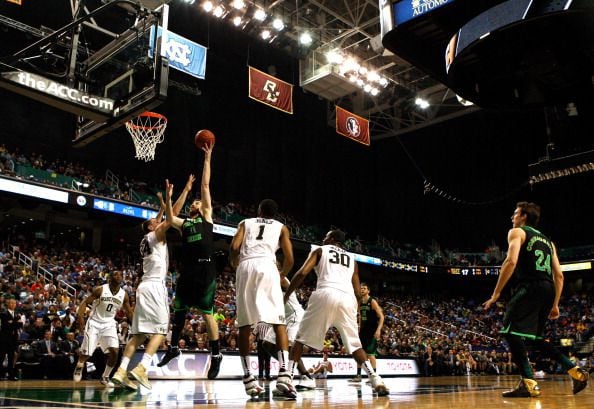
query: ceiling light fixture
[
  {"left": 254, "top": 8, "right": 267, "bottom": 21},
  {"left": 230, "top": 0, "right": 245, "bottom": 9},
  {"left": 272, "top": 18, "right": 285, "bottom": 31},
  {"left": 299, "top": 32, "right": 313, "bottom": 45},
  {"left": 261, "top": 29, "right": 271, "bottom": 40},
  {"left": 202, "top": 0, "right": 213, "bottom": 12},
  {"left": 415, "top": 97, "right": 430, "bottom": 109}
]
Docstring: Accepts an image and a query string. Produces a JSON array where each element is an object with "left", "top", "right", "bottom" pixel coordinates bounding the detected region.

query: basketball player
[
  {"left": 483, "top": 202, "right": 589, "bottom": 397},
  {"left": 261, "top": 276, "right": 316, "bottom": 390},
  {"left": 112, "top": 186, "right": 172, "bottom": 390},
  {"left": 285, "top": 230, "right": 389, "bottom": 396},
  {"left": 156, "top": 143, "right": 223, "bottom": 379},
  {"left": 74, "top": 270, "right": 133, "bottom": 387},
  {"left": 229, "top": 199, "right": 295, "bottom": 398},
  {"left": 350, "top": 282, "right": 384, "bottom": 382}
]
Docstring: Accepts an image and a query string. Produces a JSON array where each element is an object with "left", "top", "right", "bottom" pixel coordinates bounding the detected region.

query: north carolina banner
[
  {"left": 248, "top": 66, "right": 293, "bottom": 114},
  {"left": 336, "top": 106, "right": 370, "bottom": 146},
  {"left": 149, "top": 27, "right": 207, "bottom": 79}
]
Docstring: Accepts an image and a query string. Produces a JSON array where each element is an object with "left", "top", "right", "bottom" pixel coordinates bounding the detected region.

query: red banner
[
  {"left": 335, "top": 106, "right": 370, "bottom": 146},
  {"left": 248, "top": 66, "right": 293, "bottom": 114}
]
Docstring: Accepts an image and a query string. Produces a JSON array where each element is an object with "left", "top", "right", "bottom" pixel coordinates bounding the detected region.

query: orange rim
[{"left": 126, "top": 111, "right": 168, "bottom": 130}]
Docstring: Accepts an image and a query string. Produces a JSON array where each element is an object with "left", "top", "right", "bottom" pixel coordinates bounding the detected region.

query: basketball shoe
[
  {"left": 568, "top": 366, "right": 589, "bottom": 395},
  {"left": 112, "top": 367, "right": 138, "bottom": 391},
  {"left": 502, "top": 378, "right": 540, "bottom": 398},
  {"left": 276, "top": 371, "right": 297, "bottom": 399},
  {"left": 157, "top": 346, "right": 180, "bottom": 367},
  {"left": 73, "top": 365, "right": 83, "bottom": 382},
  {"left": 207, "top": 354, "right": 223, "bottom": 379},
  {"left": 296, "top": 374, "right": 316, "bottom": 390},
  {"left": 370, "top": 374, "right": 389, "bottom": 396},
  {"left": 129, "top": 364, "right": 151, "bottom": 389},
  {"left": 100, "top": 376, "right": 115, "bottom": 388},
  {"left": 243, "top": 374, "right": 265, "bottom": 397}
]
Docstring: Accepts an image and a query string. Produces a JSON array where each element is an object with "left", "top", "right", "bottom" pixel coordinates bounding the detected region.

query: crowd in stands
[{"left": 1, "top": 235, "right": 593, "bottom": 380}]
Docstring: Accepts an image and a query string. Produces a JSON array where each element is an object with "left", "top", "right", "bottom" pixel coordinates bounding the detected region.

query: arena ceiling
[{"left": 0, "top": 0, "right": 479, "bottom": 141}]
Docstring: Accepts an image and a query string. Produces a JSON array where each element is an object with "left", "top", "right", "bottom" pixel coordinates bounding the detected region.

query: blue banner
[
  {"left": 394, "top": 0, "right": 455, "bottom": 25},
  {"left": 93, "top": 198, "right": 159, "bottom": 220},
  {"left": 149, "top": 27, "right": 207, "bottom": 79}
]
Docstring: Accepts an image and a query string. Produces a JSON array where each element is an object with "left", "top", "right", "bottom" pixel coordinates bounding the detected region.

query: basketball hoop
[{"left": 125, "top": 112, "right": 168, "bottom": 162}]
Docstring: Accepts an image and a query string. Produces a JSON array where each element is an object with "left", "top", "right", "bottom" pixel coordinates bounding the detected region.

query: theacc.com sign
[{"left": 2, "top": 71, "right": 114, "bottom": 113}]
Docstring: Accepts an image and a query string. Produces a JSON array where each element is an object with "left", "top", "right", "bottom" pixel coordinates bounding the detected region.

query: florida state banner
[
  {"left": 336, "top": 106, "right": 370, "bottom": 146},
  {"left": 248, "top": 66, "right": 293, "bottom": 114}
]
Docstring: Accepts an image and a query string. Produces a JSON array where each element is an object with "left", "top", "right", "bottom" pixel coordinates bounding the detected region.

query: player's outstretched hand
[
  {"left": 165, "top": 179, "right": 174, "bottom": 200},
  {"left": 185, "top": 174, "right": 196, "bottom": 191},
  {"left": 201, "top": 142, "right": 214, "bottom": 155}
]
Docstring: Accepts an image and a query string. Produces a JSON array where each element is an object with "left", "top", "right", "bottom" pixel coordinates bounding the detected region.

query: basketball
[{"left": 195, "top": 129, "right": 215, "bottom": 148}]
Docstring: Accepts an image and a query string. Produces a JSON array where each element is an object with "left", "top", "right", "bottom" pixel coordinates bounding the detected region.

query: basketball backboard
[{"left": 0, "top": 0, "right": 170, "bottom": 147}]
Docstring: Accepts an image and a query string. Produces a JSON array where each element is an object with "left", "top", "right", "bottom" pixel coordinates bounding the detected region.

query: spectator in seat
[{"left": 34, "top": 329, "right": 61, "bottom": 379}]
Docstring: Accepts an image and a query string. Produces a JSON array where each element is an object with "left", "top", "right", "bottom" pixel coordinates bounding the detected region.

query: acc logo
[
  {"left": 263, "top": 80, "right": 280, "bottom": 103},
  {"left": 163, "top": 39, "right": 191, "bottom": 67},
  {"left": 345, "top": 116, "right": 361, "bottom": 137}
]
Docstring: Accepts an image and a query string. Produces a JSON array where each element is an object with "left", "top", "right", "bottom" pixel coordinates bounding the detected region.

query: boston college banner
[
  {"left": 335, "top": 106, "right": 370, "bottom": 146},
  {"left": 248, "top": 66, "right": 293, "bottom": 114}
]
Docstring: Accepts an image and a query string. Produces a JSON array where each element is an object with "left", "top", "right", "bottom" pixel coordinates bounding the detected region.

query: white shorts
[
  {"left": 131, "top": 280, "right": 169, "bottom": 335},
  {"left": 296, "top": 287, "right": 362, "bottom": 354},
  {"left": 81, "top": 319, "right": 118, "bottom": 355},
  {"left": 236, "top": 258, "right": 285, "bottom": 327},
  {"left": 264, "top": 303, "right": 304, "bottom": 345}
]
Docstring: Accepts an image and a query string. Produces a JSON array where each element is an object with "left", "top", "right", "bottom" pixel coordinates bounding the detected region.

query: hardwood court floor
[{"left": 0, "top": 375, "right": 591, "bottom": 408}]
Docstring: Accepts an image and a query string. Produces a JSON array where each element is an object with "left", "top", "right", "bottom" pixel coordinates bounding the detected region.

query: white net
[{"left": 125, "top": 112, "right": 168, "bottom": 162}]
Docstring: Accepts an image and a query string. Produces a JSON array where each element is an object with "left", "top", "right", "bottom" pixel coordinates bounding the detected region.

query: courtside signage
[
  {"left": 213, "top": 224, "right": 237, "bottom": 237},
  {"left": 138, "top": 351, "right": 420, "bottom": 378},
  {"left": 0, "top": 71, "right": 114, "bottom": 114},
  {"left": 149, "top": 27, "right": 207, "bottom": 79},
  {"left": 93, "top": 198, "right": 159, "bottom": 220},
  {"left": 0, "top": 177, "right": 69, "bottom": 203},
  {"left": 394, "top": 0, "right": 454, "bottom": 25}
]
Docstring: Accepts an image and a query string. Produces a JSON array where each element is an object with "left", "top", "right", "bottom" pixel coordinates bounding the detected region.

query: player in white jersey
[
  {"left": 285, "top": 229, "right": 389, "bottom": 396},
  {"left": 73, "top": 270, "right": 132, "bottom": 387},
  {"left": 230, "top": 199, "right": 295, "bottom": 398},
  {"left": 112, "top": 187, "right": 171, "bottom": 391}
]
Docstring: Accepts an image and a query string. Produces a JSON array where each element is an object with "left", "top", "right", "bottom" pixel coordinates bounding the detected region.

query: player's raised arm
[
  {"left": 172, "top": 174, "right": 195, "bottom": 216},
  {"left": 164, "top": 179, "right": 183, "bottom": 235},
  {"left": 155, "top": 191, "right": 165, "bottom": 221},
  {"left": 199, "top": 143, "right": 213, "bottom": 223}
]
